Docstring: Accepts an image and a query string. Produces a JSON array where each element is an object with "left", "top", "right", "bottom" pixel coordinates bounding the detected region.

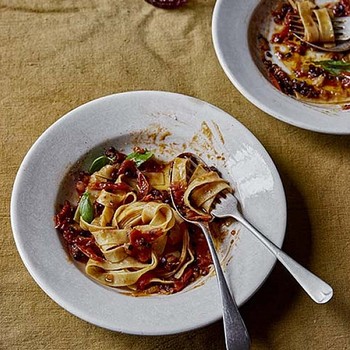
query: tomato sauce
[
  {"left": 55, "top": 201, "right": 103, "bottom": 263},
  {"left": 90, "top": 181, "right": 131, "bottom": 192},
  {"left": 126, "top": 229, "right": 163, "bottom": 263},
  {"left": 55, "top": 149, "right": 221, "bottom": 296}
]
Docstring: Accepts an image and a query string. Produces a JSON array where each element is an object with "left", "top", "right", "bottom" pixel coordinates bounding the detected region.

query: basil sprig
[
  {"left": 126, "top": 150, "right": 153, "bottom": 167},
  {"left": 79, "top": 191, "right": 94, "bottom": 223},
  {"left": 313, "top": 60, "right": 350, "bottom": 76},
  {"left": 89, "top": 149, "right": 154, "bottom": 174},
  {"left": 89, "top": 155, "right": 113, "bottom": 174}
]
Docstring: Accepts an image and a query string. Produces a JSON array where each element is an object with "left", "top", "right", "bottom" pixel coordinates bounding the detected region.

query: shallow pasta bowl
[
  {"left": 212, "top": 0, "right": 350, "bottom": 134},
  {"left": 11, "top": 91, "right": 286, "bottom": 335}
]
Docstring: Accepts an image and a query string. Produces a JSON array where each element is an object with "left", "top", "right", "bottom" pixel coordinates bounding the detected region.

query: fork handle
[
  {"left": 234, "top": 215, "right": 333, "bottom": 304},
  {"left": 198, "top": 222, "right": 251, "bottom": 350}
]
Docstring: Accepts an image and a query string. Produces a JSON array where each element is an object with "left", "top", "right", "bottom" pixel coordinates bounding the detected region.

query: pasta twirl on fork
[{"left": 55, "top": 147, "right": 232, "bottom": 295}]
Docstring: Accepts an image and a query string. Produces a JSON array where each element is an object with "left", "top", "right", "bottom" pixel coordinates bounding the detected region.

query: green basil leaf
[
  {"left": 316, "top": 60, "right": 350, "bottom": 68},
  {"left": 313, "top": 60, "right": 350, "bottom": 76},
  {"left": 89, "top": 155, "right": 112, "bottom": 174},
  {"left": 79, "top": 191, "right": 94, "bottom": 223},
  {"left": 126, "top": 150, "right": 153, "bottom": 167}
]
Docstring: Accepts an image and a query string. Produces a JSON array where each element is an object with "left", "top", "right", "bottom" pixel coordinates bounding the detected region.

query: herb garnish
[
  {"left": 79, "top": 191, "right": 94, "bottom": 223},
  {"left": 126, "top": 150, "right": 153, "bottom": 167},
  {"left": 89, "top": 155, "right": 113, "bottom": 174},
  {"left": 313, "top": 60, "right": 350, "bottom": 76}
]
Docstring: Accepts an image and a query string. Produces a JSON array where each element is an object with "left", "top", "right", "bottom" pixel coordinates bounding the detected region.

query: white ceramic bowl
[
  {"left": 11, "top": 91, "right": 286, "bottom": 335},
  {"left": 212, "top": 0, "right": 350, "bottom": 134}
]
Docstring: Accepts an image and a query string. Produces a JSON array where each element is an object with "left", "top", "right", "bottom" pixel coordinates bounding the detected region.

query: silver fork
[
  {"left": 179, "top": 152, "right": 333, "bottom": 304},
  {"left": 331, "top": 16, "right": 350, "bottom": 41},
  {"left": 290, "top": 15, "right": 350, "bottom": 52},
  {"left": 212, "top": 191, "right": 333, "bottom": 304},
  {"left": 290, "top": 15, "right": 350, "bottom": 41}
]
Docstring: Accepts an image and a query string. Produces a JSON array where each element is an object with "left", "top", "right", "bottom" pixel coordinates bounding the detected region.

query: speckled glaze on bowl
[
  {"left": 11, "top": 91, "right": 286, "bottom": 335},
  {"left": 212, "top": 0, "right": 350, "bottom": 134}
]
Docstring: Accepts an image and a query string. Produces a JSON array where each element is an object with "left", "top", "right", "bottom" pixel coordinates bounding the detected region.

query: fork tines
[
  {"left": 289, "top": 15, "right": 306, "bottom": 36},
  {"left": 289, "top": 14, "right": 347, "bottom": 40}
]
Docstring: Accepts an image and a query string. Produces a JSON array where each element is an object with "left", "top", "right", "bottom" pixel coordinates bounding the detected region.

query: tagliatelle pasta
[
  {"left": 297, "top": 1, "right": 320, "bottom": 42},
  {"left": 55, "top": 147, "right": 233, "bottom": 295},
  {"left": 289, "top": 0, "right": 336, "bottom": 43},
  {"left": 171, "top": 157, "right": 232, "bottom": 218},
  {"left": 313, "top": 8, "right": 335, "bottom": 43}
]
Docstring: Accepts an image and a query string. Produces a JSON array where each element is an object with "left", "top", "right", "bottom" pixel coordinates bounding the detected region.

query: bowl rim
[{"left": 10, "top": 90, "right": 287, "bottom": 335}]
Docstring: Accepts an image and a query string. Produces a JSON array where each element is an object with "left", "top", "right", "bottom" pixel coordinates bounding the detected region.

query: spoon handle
[
  {"left": 235, "top": 215, "right": 333, "bottom": 304},
  {"left": 198, "top": 222, "right": 250, "bottom": 350}
]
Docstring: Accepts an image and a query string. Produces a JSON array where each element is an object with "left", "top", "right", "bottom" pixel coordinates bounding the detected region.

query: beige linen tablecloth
[{"left": 1, "top": 1, "right": 350, "bottom": 349}]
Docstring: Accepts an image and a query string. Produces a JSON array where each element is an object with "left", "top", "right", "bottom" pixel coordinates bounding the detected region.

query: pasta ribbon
[
  {"left": 292, "top": 1, "right": 335, "bottom": 43},
  {"left": 86, "top": 253, "right": 158, "bottom": 287},
  {"left": 171, "top": 157, "right": 232, "bottom": 216},
  {"left": 113, "top": 201, "right": 175, "bottom": 233},
  {"left": 313, "top": 8, "right": 334, "bottom": 43},
  {"left": 297, "top": 1, "right": 320, "bottom": 42},
  {"left": 83, "top": 201, "right": 179, "bottom": 288},
  {"left": 56, "top": 151, "right": 232, "bottom": 294},
  {"left": 144, "top": 163, "right": 171, "bottom": 190}
]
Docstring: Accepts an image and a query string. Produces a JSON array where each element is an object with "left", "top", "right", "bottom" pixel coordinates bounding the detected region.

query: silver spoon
[
  {"left": 170, "top": 189, "right": 250, "bottom": 350},
  {"left": 178, "top": 152, "right": 333, "bottom": 304}
]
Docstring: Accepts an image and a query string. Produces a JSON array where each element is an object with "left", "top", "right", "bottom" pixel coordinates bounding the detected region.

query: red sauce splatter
[
  {"left": 136, "top": 271, "right": 156, "bottom": 290},
  {"left": 75, "top": 172, "right": 90, "bottom": 196},
  {"left": 333, "top": 0, "right": 350, "bottom": 16},
  {"left": 74, "top": 236, "right": 104, "bottom": 262},
  {"left": 90, "top": 181, "right": 131, "bottom": 192},
  {"left": 118, "top": 159, "right": 137, "bottom": 177},
  {"left": 170, "top": 181, "right": 186, "bottom": 207},
  {"left": 173, "top": 267, "right": 194, "bottom": 292},
  {"left": 54, "top": 201, "right": 103, "bottom": 263},
  {"left": 139, "top": 158, "right": 165, "bottom": 172},
  {"left": 142, "top": 189, "right": 170, "bottom": 203},
  {"left": 191, "top": 226, "right": 212, "bottom": 274},
  {"left": 137, "top": 171, "right": 150, "bottom": 199},
  {"left": 127, "top": 229, "right": 163, "bottom": 263}
]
